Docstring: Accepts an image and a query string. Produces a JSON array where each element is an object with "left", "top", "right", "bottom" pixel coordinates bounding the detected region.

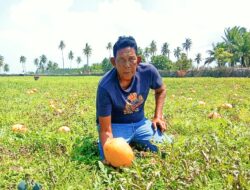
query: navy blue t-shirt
[{"left": 96, "top": 63, "right": 163, "bottom": 124}]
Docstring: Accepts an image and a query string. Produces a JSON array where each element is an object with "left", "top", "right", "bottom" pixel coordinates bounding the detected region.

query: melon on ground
[
  {"left": 12, "top": 124, "right": 27, "bottom": 133},
  {"left": 104, "top": 138, "right": 134, "bottom": 167},
  {"left": 58, "top": 126, "right": 70, "bottom": 132}
]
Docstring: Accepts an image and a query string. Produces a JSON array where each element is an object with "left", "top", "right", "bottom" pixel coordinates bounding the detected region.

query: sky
[{"left": 0, "top": 0, "right": 249, "bottom": 73}]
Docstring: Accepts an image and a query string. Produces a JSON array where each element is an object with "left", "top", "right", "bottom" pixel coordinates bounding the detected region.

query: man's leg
[
  {"left": 132, "top": 119, "right": 172, "bottom": 152},
  {"left": 97, "top": 123, "right": 134, "bottom": 160}
]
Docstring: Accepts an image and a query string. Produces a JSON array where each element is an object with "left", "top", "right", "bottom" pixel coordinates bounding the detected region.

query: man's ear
[
  {"left": 110, "top": 57, "right": 116, "bottom": 67},
  {"left": 137, "top": 56, "right": 142, "bottom": 64}
]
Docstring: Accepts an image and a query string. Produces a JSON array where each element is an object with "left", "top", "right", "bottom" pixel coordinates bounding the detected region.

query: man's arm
[
  {"left": 152, "top": 84, "right": 167, "bottom": 132},
  {"left": 99, "top": 115, "right": 113, "bottom": 151}
]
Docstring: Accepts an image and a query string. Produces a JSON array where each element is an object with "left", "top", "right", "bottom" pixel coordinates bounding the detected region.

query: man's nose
[{"left": 124, "top": 60, "right": 131, "bottom": 67}]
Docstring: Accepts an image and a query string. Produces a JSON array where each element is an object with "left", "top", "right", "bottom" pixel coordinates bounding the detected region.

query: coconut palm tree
[
  {"left": 33, "top": 58, "right": 39, "bottom": 73},
  {"left": 68, "top": 50, "right": 74, "bottom": 68},
  {"left": 40, "top": 54, "right": 47, "bottom": 71},
  {"left": 174, "top": 47, "right": 182, "bottom": 60},
  {"left": 20, "top": 56, "right": 26, "bottom": 73},
  {"left": 205, "top": 42, "right": 225, "bottom": 67},
  {"left": 83, "top": 43, "right": 92, "bottom": 66},
  {"left": 76, "top": 56, "right": 82, "bottom": 68},
  {"left": 194, "top": 53, "right": 202, "bottom": 69},
  {"left": 58, "top": 40, "right": 65, "bottom": 69},
  {"left": 223, "top": 26, "right": 250, "bottom": 67},
  {"left": 205, "top": 42, "right": 233, "bottom": 67},
  {"left": 106, "top": 42, "right": 112, "bottom": 57},
  {"left": 161, "top": 42, "right": 170, "bottom": 58},
  {"left": 182, "top": 38, "right": 192, "bottom": 57},
  {"left": 150, "top": 40, "right": 157, "bottom": 56},
  {"left": 47, "top": 61, "right": 53, "bottom": 70}
]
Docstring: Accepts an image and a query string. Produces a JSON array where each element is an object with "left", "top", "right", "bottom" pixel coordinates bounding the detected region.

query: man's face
[{"left": 114, "top": 47, "right": 139, "bottom": 81}]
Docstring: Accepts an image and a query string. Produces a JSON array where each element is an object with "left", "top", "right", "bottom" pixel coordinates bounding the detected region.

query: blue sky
[{"left": 0, "top": 0, "right": 249, "bottom": 73}]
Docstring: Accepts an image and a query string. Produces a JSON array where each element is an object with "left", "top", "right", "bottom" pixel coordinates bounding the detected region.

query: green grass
[{"left": 0, "top": 76, "right": 249, "bottom": 189}]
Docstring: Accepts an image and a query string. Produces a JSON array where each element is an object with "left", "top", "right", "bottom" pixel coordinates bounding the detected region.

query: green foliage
[
  {"left": 151, "top": 55, "right": 172, "bottom": 70},
  {"left": 174, "top": 53, "right": 192, "bottom": 70},
  {"left": 90, "top": 63, "right": 102, "bottom": 73},
  {"left": 206, "top": 26, "right": 250, "bottom": 67},
  {"left": 0, "top": 77, "right": 249, "bottom": 189},
  {"left": 3, "top": 64, "right": 10, "bottom": 73},
  {"left": 46, "top": 61, "right": 58, "bottom": 71},
  {"left": 214, "top": 48, "right": 233, "bottom": 67},
  {"left": 101, "top": 57, "right": 113, "bottom": 73},
  {"left": 137, "top": 47, "right": 146, "bottom": 62}
]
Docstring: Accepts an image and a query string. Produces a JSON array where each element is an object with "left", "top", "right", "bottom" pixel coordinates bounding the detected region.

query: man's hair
[{"left": 113, "top": 36, "right": 137, "bottom": 57}]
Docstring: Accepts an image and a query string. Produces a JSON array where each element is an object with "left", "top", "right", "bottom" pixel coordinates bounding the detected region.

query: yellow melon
[
  {"left": 208, "top": 112, "right": 221, "bottom": 119},
  {"left": 12, "top": 124, "right": 28, "bottom": 133},
  {"left": 221, "top": 103, "right": 233, "bottom": 109},
  {"left": 58, "top": 126, "right": 70, "bottom": 132},
  {"left": 104, "top": 138, "right": 134, "bottom": 167}
]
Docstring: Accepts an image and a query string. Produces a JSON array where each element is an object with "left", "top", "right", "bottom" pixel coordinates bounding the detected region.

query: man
[{"left": 96, "top": 36, "right": 171, "bottom": 162}]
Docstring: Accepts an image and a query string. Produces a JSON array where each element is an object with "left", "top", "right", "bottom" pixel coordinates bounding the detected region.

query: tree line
[
  {"left": 0, "top": 55, "right": 9, "bottom": 73},
  {"left": 0, "top": 25, "right": 249, "bottom": 74}
]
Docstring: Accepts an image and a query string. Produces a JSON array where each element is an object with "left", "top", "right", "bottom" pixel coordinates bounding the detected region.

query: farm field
[{"left": 0, "top": 76, "right": 249, "bottom": 189}]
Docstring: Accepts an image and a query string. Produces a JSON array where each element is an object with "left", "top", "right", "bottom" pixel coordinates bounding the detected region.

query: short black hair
[{"left": 113, "top": 36, "right": 137, "bottom": 57}]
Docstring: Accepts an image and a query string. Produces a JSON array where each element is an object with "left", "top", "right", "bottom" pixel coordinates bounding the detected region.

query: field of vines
[{"left": 0, "top": 76, "right": 249, "bottom": 189}]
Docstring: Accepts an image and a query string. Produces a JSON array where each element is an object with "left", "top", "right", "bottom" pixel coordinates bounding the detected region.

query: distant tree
[
  {"left": 34, "top": 58, "right": 39, "bottom": 73},
  {"left": 194, "top": 53, "right": 202, "bottom": 69},
  {"left": 20, "top": 56, "right": 26, "bottom": 73},
  {"left": 150, "top": 40, "right": 157, "bottom": 56},
  {"left": 76, "top": 56, "right": 82, "bottom": 68},
  {"left": 144, "top": 47, "right": 150, "bottom": 62},
  {"left": 214, "top": 48, "right": 233, "bottom": 67},
  {"left": 205, "top": 42, "right": 227, "bottom": 67},
  {"left": 175, "top": 53, "right": 192, "bottom": 70},
  {"left": 182, "top": 38, "right": 192, "bottom": 57},
  {"left": 174, "top": 47, "right": 182, "bottom": 60},
  {"left": 161, "top": 42, "right": 170, "bottom": 58},
  {"left": 3, "top": 64, "right": 9, "bottom": 73},
  {"left": 53, "top": 62, "right": 59, "bottom": 70},
  {"left": 58, "top": 40, "right": 65, "bottom": 69},
  {"left": 106, "top": 42, "right": 112, "bottom": 57},
  {"left": 39, "top": 54, "right": 47, "bottom": 71},
  {"left": 82, "top": 64, "right": 91, "bottom": 73},
  {"left": 101, "top": 57, "right": 113, "bottom": 73},
  {"left": 0, "top": 55, "right": 4, "bottom": 73},
  {"left": 223, "top": 26, "right": 250, "bottom": 67},
  {"left": 68, "top": 50, "right": 74, "bottom": 68},
  {"left": 137, "top": 46, "right": 146, "bottom": 62},
  {"left": 83, "top": 43, "right": 92, "bottom": 67},
  {"left": 0, "top": 55, "right": 3, "bottom": 62},
  {"left": 46, "top": 61, "right": 58, "bottom": 71},
  {"left": 91, "top": 63, "right": 102, "bottom": 73},
  {"left": 151, "top": 55, "right": 172, "bottom": 70},
  {"left": 47, "top": 61, "right": 53, "bottom": 70}
]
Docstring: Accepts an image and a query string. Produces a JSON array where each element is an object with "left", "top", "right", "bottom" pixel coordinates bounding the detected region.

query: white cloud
[{"left": 0, "top": 0, "right": 249, "bottom": 73}]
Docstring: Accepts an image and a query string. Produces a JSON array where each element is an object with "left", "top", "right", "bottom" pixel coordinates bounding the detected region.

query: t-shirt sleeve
[
  {"left": 150, "top": 64, "right": 163, "bottom": 89},
  {"left": 96, "top": 86, "right": 112, "bottom": 117}
]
